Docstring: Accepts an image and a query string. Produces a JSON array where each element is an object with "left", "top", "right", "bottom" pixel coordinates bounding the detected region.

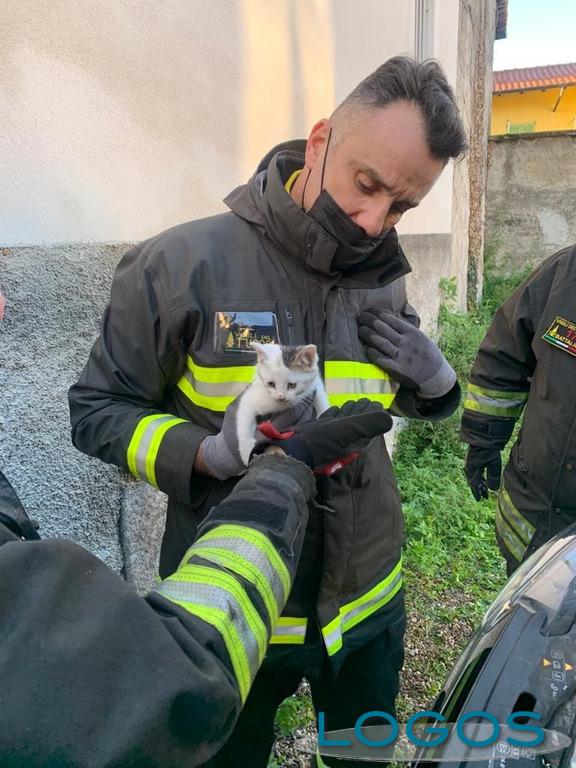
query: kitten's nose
[{"left": 276, "top": 393, "right": 286, "bottom": 401}]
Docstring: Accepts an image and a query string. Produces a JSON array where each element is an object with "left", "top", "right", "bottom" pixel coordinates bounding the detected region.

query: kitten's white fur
[{"left": 236, "top": 342, "right": 329, "bottom": 464}]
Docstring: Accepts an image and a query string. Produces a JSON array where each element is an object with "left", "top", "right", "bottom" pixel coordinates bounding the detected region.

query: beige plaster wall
[
  {"left": 2, "top": 0, "right": 464, "bottom": 246},
  {"left": 485, "top": 132, "right": 576, "bottom": 273},
  {"left": 1, "top": 0, "right": 334, "bottom": 244}
]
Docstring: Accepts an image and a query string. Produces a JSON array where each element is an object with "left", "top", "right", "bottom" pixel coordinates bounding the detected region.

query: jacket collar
[{"left": 224, "top": 140, "right": 412, "bottom": 289}]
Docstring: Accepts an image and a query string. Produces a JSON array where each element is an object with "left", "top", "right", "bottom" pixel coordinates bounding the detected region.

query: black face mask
[{"left": 303, "top": 129, "right": 386, "bottom": 271}]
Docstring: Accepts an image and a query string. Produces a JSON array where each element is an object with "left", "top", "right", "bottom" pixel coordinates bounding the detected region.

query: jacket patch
[
  {"left": 214, "top": 311, "right": 280, "bottom": 354},
  {"left": 542, "top": 316, "right": 576, "bottom": 358}
]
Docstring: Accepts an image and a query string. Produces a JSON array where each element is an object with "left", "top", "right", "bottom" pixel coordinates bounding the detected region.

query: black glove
[
  {"left": 464, "top": 445, "right": 502, "bottom": 501},
  {"left": 358, "top": 309, "right": 456, "bottom": 398},
  {"left": 252, "top": 399, "right": 393, "bottom": 476}
]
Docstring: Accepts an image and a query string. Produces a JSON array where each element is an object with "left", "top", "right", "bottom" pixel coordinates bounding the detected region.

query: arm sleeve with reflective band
[
  {"left": 460, "top": 262, "right": 555, "bottom": 449},
  {"left": 0, "top": 454, "right": 313, "bottom": 768},
  {"left": 68, "top": 239, "right": 211, "bottom": 504}
]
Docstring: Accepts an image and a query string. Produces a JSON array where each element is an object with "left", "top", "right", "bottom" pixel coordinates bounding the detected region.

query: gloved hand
[
  {"left": 464, "top": 445, "right": 502, "bottom": 501},
  {"left": 199, "top": 391, "right": 316, "bottom": 480},
  {"left": 358, "top": 309, "right": 456, "bottom": 399},
  {"left": 252, "top": 399, "right": 393, "bottom": 476}
]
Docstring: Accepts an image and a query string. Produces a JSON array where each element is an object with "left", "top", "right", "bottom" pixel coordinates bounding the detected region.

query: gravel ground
[{"left": 270, "top": 589, "right": 484, "bottom": 767}]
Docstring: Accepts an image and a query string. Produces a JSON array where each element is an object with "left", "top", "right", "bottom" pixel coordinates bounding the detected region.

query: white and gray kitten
[{"left": 236, "top": 342, "right": 330, "bottom": 464}]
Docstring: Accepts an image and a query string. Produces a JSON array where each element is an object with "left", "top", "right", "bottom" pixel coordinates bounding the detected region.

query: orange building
[{"left": 491, "top": 62, "right": 576, "bottom": 135}]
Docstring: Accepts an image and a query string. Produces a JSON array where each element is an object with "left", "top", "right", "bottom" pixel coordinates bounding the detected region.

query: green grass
[
  {"left": 274, "top": 689, "right": 315, "bottom": 737},
  {"left": 395, "top": 269, "right": 531, "bottom": 609}
]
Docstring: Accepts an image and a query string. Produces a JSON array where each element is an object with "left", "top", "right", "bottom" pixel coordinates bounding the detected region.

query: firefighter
[
  {"left": 0, "top": 402, "right": 390, "bottom": 767},
  {"left": 69, "top": 57, "right": 467, "bottom": 767},
  {"left": 461, "top": 244, "right": 576, "bottom": 575}
]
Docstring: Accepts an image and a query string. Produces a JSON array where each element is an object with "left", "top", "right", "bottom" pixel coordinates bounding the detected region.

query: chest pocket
[{"left": 324, "top": 361, "right": 399, "bottom": 408}]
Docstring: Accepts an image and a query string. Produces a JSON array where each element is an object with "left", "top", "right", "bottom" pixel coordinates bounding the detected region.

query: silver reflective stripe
[
  {"left": 133, "top": 415, "right": 179, "bottom": 482},
  {"left": 465, "top": 384, "right": 528, "bottom": 417},
  {"left": 273, "top": 624, "right": 306, "bottom": 637},
  {"left": 326, "top": 378, "right": 398, "bottom": 395},
  {"left": 323, "top": 624, "right": 342, "bottom": 654},
  {"left": 322, "top": 562, "right": 403, "bottom": 656},
  {"left": 192, "top": 537, "right": 285, "bottom": 625},
  {"left": 341, "top": 569, "right": 402, "bottom": 630},
  {"left": 270, "top": 617, "right": 308, "bottom": 644},
  {"left": 156, "top": 578, "right": 263, "bottom": 682},
  {"left": 197, "top": 525, "right": 291, "bottom": 601}
]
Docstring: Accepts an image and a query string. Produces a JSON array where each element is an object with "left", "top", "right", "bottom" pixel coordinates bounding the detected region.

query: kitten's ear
[
  {"left": 250, "top": 341, "right": 270, "bottom": 364},
  {"left": 295, "top": 344, "right": 318, "bottom": 369}
]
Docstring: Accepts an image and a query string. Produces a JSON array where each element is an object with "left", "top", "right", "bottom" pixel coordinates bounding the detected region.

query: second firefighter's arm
[
  {"left": 460, "top": 273, "right": 545, "bottom": 450},
  {"left": 0, "top": 453, "right": 314, "bottom": 768},
  {"left": 148, "top": 452, "right": 314, "bottom": 763}
]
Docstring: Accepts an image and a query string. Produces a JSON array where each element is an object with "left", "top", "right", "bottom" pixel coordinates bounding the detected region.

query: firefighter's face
[{"left": 298, "top": 101, "right": 445, "bottom": 238}]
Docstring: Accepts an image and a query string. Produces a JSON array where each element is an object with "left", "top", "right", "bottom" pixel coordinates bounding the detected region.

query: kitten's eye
[
  {"left": 287, "top": 383, "right": 296, "bottom": 390},
  {"left": 267, "top": 381, "right": 276, "bottom": 388}
]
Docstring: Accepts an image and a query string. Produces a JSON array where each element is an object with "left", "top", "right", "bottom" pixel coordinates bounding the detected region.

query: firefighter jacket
[
  {"left": 461, "top": 245, "right": 576, "bottom": 564},
  {"left": 69, "top": 141, "right": 460, "bottom": 670},
  {"left": 0, "top": 454, "right": 313, "bottom": 768}
]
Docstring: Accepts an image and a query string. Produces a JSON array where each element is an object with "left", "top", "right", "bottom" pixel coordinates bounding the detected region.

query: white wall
[{"left": 330, "top": 0, "right": 461, "bottom": 236}]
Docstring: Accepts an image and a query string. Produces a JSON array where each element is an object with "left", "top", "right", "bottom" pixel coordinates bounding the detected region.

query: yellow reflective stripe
[
  {"left": 127, "top": 414, "right": 165, "bottom": 476},
  {"left": 465, "top": 383, "right": 528, "bottom": 418},
  {"left": 468, "top": 383, "right": 529, "bottom": 400},
  {"left": 166, "top": 565, "right": 268, "bottom": 660},
  {"left": 164, "top": 601, "right": 252, "bottom": 702},
  {"left": 189, "top": 543, "right": 281, "bottom": 629},
  {"left": 158, "top": 564, "right": 267, "bottom": 701},
  {"left": 322, "top": 560, "right": 403, "bottom": 656},
  {"left": 324, "top": 360, "right": 398, "bottom": 409},
  {"left": 185, "top": 357, "right": 255, "bottom": 384},
  {"left": 176, "top": 356, "right": 254, "bottom": 412},
  {"left": 276, "top": 617, "right": 308, "bottom": 626},
  {"left": 497, "top": 486, "right": 535, "bottom": 545},
  {"left": 270, "top": 616, "right": 308, "bottom": 645},
  {"left": 496, "top": 503, "right": 526, "bottom": 562},
  {"left": 285, "top": 169, "right": 302, "bottom": 193},
  {"left": 325, "top": 361, "right": 391, "bottom": 380},
  {"left": 126, "top": 414, "right": 187, "bottom": 487},
  {"left": 199, "top": 525, "right": 291, "bottom": 603}
]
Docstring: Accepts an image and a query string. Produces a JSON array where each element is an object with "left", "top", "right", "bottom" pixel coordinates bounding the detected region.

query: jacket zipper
[{"left": 285, "top": 306, "right": 295, "bottom": 345}]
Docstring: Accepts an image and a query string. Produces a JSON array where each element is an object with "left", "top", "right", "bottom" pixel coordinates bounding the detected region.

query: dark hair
[{"left": 333, "top": 56, "right": 468, "bottom": 161}]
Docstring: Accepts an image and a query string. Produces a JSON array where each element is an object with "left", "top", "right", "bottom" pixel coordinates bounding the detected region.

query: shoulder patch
[{"left": 542, "top": 316, "right": 576, "bottom": 358}]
